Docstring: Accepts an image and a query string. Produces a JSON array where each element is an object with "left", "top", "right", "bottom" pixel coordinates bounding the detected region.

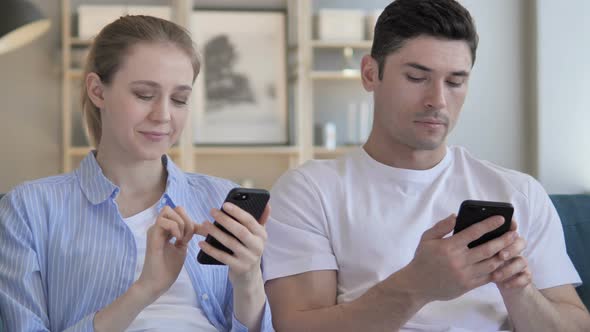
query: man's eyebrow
[{"left": 404, "top": 62, "right": 470, "bottom": 77}]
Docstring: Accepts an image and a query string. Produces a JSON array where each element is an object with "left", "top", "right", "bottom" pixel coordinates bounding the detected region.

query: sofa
[
  {"left": 0, "top": 194, "right": 588, "bottom": 330},
  {"left": 550, "top": 194, "right": 590, "bottom": 309}
]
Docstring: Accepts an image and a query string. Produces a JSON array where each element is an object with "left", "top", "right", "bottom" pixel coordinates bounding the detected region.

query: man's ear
[
  {"left": 361, "top": 54, "right": 380, "bottom": 92},
  {"left": 86, "top": 72, "right": 106, "bottom": 109}
]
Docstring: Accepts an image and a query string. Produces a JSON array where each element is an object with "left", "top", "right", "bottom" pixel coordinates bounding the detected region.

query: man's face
[{"left": 367, "top": 35, "right": 472, "bottom": 152}]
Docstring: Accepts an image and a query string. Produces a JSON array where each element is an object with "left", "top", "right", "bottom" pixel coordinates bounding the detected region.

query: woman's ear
[{"left": 86, "top": 72, "right": 105, "bottom": 109}]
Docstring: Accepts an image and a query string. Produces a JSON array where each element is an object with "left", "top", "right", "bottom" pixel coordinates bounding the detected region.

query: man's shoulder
[
  {"left": 282, "top": 150, "right": 357, "bottom": 187},
  {"left": 450, "top": 146, "right": 536, "bottom": 192}
]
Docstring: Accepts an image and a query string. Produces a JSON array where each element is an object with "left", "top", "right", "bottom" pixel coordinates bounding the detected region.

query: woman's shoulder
[{"left": 4, "top": 173, "right": 78, "bottom": 203}]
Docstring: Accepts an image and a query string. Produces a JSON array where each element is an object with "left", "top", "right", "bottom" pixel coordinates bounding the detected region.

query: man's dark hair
[{"left": 370, "top": 0, "right": 479, "bottom": 80}]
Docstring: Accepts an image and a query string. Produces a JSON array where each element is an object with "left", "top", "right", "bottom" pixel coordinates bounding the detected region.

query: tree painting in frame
[{"left": 190, "top": 11, "right": 287, "bottom": 144}]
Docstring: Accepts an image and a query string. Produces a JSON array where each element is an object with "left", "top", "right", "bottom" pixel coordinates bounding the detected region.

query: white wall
[
  {"left": 536, "top": 0, "right": 590, "bottom": 194},
  {"left": 449, "top": 0, "right": 530, "bottom": 173}
]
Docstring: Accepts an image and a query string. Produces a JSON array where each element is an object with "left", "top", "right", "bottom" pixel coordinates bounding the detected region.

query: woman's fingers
[
  {"left": 173, "top": 206, "right": 198, "bottom": 244},
  {"left": 221, "top": 203, "right": 267, "bottom": 237},
  {"left": 198, "top": 238, "right": 240, "bottom": 266},
  {"left": 153, "top": 216, "right": 183, "bottom": 241},
  {"left": 160, "top": 206, "right": 185, "bottom": 241}
]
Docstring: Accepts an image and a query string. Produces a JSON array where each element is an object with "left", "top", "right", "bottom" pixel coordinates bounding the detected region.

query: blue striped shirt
[{"left": 0, "top": 152, "right": 273, "bottom": 332}]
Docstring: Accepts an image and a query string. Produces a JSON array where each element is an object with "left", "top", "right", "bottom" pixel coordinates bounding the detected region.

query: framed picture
[{"left": 190, "top": 11, "right": 287, "bottom": 144}]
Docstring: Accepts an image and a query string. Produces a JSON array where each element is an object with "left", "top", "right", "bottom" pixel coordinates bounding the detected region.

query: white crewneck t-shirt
[
  {"left": 263, "top": 146, "right": 581, "bottom": 331},
  {"left": 124, "top": 204, "right": 217, "bottom": 332}
]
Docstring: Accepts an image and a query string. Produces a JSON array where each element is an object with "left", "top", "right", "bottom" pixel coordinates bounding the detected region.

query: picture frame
[{"left": 190, "top": 11, "right": 288, "bottom": 145}]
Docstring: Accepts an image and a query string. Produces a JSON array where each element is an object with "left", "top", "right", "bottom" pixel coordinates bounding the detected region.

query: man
[{"left": 262, "top": 0, "right": 590, "bottom": 331}]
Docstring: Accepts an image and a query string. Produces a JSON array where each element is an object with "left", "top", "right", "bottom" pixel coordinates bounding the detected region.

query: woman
[{"left": 0, "top": 15, "right": 272, "bottom": 332}]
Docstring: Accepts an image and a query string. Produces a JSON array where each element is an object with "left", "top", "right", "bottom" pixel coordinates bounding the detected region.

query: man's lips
[{"left": 414, "top": 118, "right": 448, "bottom": 131}]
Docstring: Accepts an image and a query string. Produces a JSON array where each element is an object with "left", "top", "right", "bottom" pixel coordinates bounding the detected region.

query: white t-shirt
[
  {"left": 263, "top": 146, "right": 581, "bottom": 332},
  {"left": 124, "top": 204, "right": 217, "bottom": 332}
]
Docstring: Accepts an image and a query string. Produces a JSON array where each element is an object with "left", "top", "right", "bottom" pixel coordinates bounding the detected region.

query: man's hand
[
  {"left": 490, "top": 220, "right": 532, "bottom": 295},
  {"left": 404, "top": 214, "right": 519, "bottom": 303}
]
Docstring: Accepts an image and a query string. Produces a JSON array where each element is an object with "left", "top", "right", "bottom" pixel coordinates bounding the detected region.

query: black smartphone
[
  {"left": 197, "top": 187, "right": 270, "bottom": 265},
  {"left": 453, "top": 200, "right": 514, "bottom": 249}
]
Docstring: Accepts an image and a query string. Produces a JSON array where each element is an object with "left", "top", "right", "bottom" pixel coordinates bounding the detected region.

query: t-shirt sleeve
[
  {"left": 262, "top": 168, "right": 338, "bottom": 282},
  {"left": 523, "top": 177, "right": 582, "bottom": 290}
]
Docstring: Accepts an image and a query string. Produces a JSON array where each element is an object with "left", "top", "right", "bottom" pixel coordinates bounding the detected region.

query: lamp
[{"left": 0, "top": 0, "right": 51, "bottom": 55}]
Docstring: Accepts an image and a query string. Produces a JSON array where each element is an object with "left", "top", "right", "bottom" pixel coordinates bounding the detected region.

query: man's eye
[
  {"left": 406, "top": 75, "right": 426, "bottom": 82},
  {"left": 172, "top": 99, "right": 188, "bottom": 106},
  {"left": 135, "top": 93, "right": 154, "bottom": 101},
  {"left": 446, "top": 81, "right": 463, "bottom": 88}
]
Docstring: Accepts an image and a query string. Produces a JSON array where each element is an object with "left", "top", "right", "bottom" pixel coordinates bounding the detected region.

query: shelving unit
[{"left": 61, "top": 0, "right": 372, "bottom": 189}]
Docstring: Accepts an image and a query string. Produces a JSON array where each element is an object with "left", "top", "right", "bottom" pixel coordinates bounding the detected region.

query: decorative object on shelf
[
  {"left": 317, "top": 9, "right": 364, "bottom": 41},
  {"left": 358, "top": 101, "right": 372, "bottom": 143},
  {"left": 314, "top": 122, "right": 337, "bottom": 150},
  {"left": 77, "top": 5, "right": 171, "bottom": 39},
  {"left": 322, "top": 122, "right": 337, "bottom": 150},
  {"left": 341, "top": 46, "right": 359, "bottom": 77},
  {"left": 347, "top": 101, "right": 373, "bottom": 145},
  {"left": 0, "top": 0, "right": 51, "bottom": 55},
  {"left": 190, "top": 11, "right": 287, "bottom": 144}
]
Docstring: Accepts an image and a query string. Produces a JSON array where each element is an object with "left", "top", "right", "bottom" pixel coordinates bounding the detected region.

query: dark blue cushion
[
  {"left": 550, "top": 194, "right": 590, "bottom": 310},
  {"left": 0, "top": 193, "right": 4, "bottom": 332},
  {"left": 0, "top": 193, "right": 3, "bottom": 331}
]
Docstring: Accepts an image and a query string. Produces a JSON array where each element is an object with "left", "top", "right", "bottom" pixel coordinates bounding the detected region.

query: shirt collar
[{"left": 76, "top": 151, "right": 187, "bottom": 206}]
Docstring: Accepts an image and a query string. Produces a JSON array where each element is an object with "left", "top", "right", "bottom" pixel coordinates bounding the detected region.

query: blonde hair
[{"left": 81, "top": 15, "right": 200, "bottom": 147}]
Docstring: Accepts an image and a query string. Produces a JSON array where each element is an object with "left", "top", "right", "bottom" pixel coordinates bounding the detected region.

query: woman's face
[{"left": 97, "top": 42, "right": 194, "bottom": 161}]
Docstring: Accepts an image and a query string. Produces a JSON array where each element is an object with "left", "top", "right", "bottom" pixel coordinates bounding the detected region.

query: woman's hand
[
  {"left": 197, "top": 202, "right": 271, "bottom": 330},
  {"left": 197, "top": 202, "right": 271, "bottom": 288},
  {"left": 136, "top": 205, "right": 197, "bottom": 300},
  {"left": 95, "top": 205, "right": 198, "bottom": 332}
]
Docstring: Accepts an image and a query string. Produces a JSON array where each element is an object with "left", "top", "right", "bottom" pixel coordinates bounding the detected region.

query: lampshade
[{"left": 0, "top": 0, "right": 51, "bottom": 55}]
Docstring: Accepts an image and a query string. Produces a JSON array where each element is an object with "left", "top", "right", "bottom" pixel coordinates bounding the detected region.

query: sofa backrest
[{"left": 550, "top": 194, "right": 590, "bottom": 310}]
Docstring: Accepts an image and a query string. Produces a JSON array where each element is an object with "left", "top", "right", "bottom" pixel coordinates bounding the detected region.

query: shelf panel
[
  {"left": 70, "top": 37, "right": 93, "bottom": 47},
  {"left": 311, "top": 70, "right": 361, "bottom": 80},
  {"left": 69, "top": 146, "right": 91, "bottom": 156},
  {"left": 311, "top": 40, "right": 372, "bottom": 49},
  {"left": 194, "top": 146, "right": 299, "bottom": 156},
  {"left": 68, "top": 69, "right": 84, "bottom": 79},
  {"left": 313, "top": 145, "right": 359, "bottom": 157}
]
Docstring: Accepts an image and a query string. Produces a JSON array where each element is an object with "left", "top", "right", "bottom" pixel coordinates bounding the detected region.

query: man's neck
[{"left": 363, "top": 134, "right": 447, "bottom": 170}]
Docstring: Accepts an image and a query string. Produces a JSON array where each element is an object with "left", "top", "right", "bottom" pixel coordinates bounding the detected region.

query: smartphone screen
[
  {"left": 197, "top": 187, "right": 269, "bottom": 265},
  {"left": 453, "top": 200, "right": 514, "bottom": 248}
]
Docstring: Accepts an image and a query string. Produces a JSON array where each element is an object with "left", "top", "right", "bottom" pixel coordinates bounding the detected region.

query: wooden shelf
[
  {"left": 311, "top": 70, "right": 361, "bottom": 80},
  {"left": 314, "top": 145, "right": 359, "bottom": 156},
  {"left": 67, "top": 69, "right": 84, "bottom": 79},
  {"left": 70, "top": 37, "right": 93, "bottom": 47},
  {"left": 311, "top": 40, "right": 372, "bottom": 49},
  {"left": 68, "top": 146, "right": 91, "bottom": 156},
  {"left": 194, "top": 146, "right": 299, "bottom": 156}
]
